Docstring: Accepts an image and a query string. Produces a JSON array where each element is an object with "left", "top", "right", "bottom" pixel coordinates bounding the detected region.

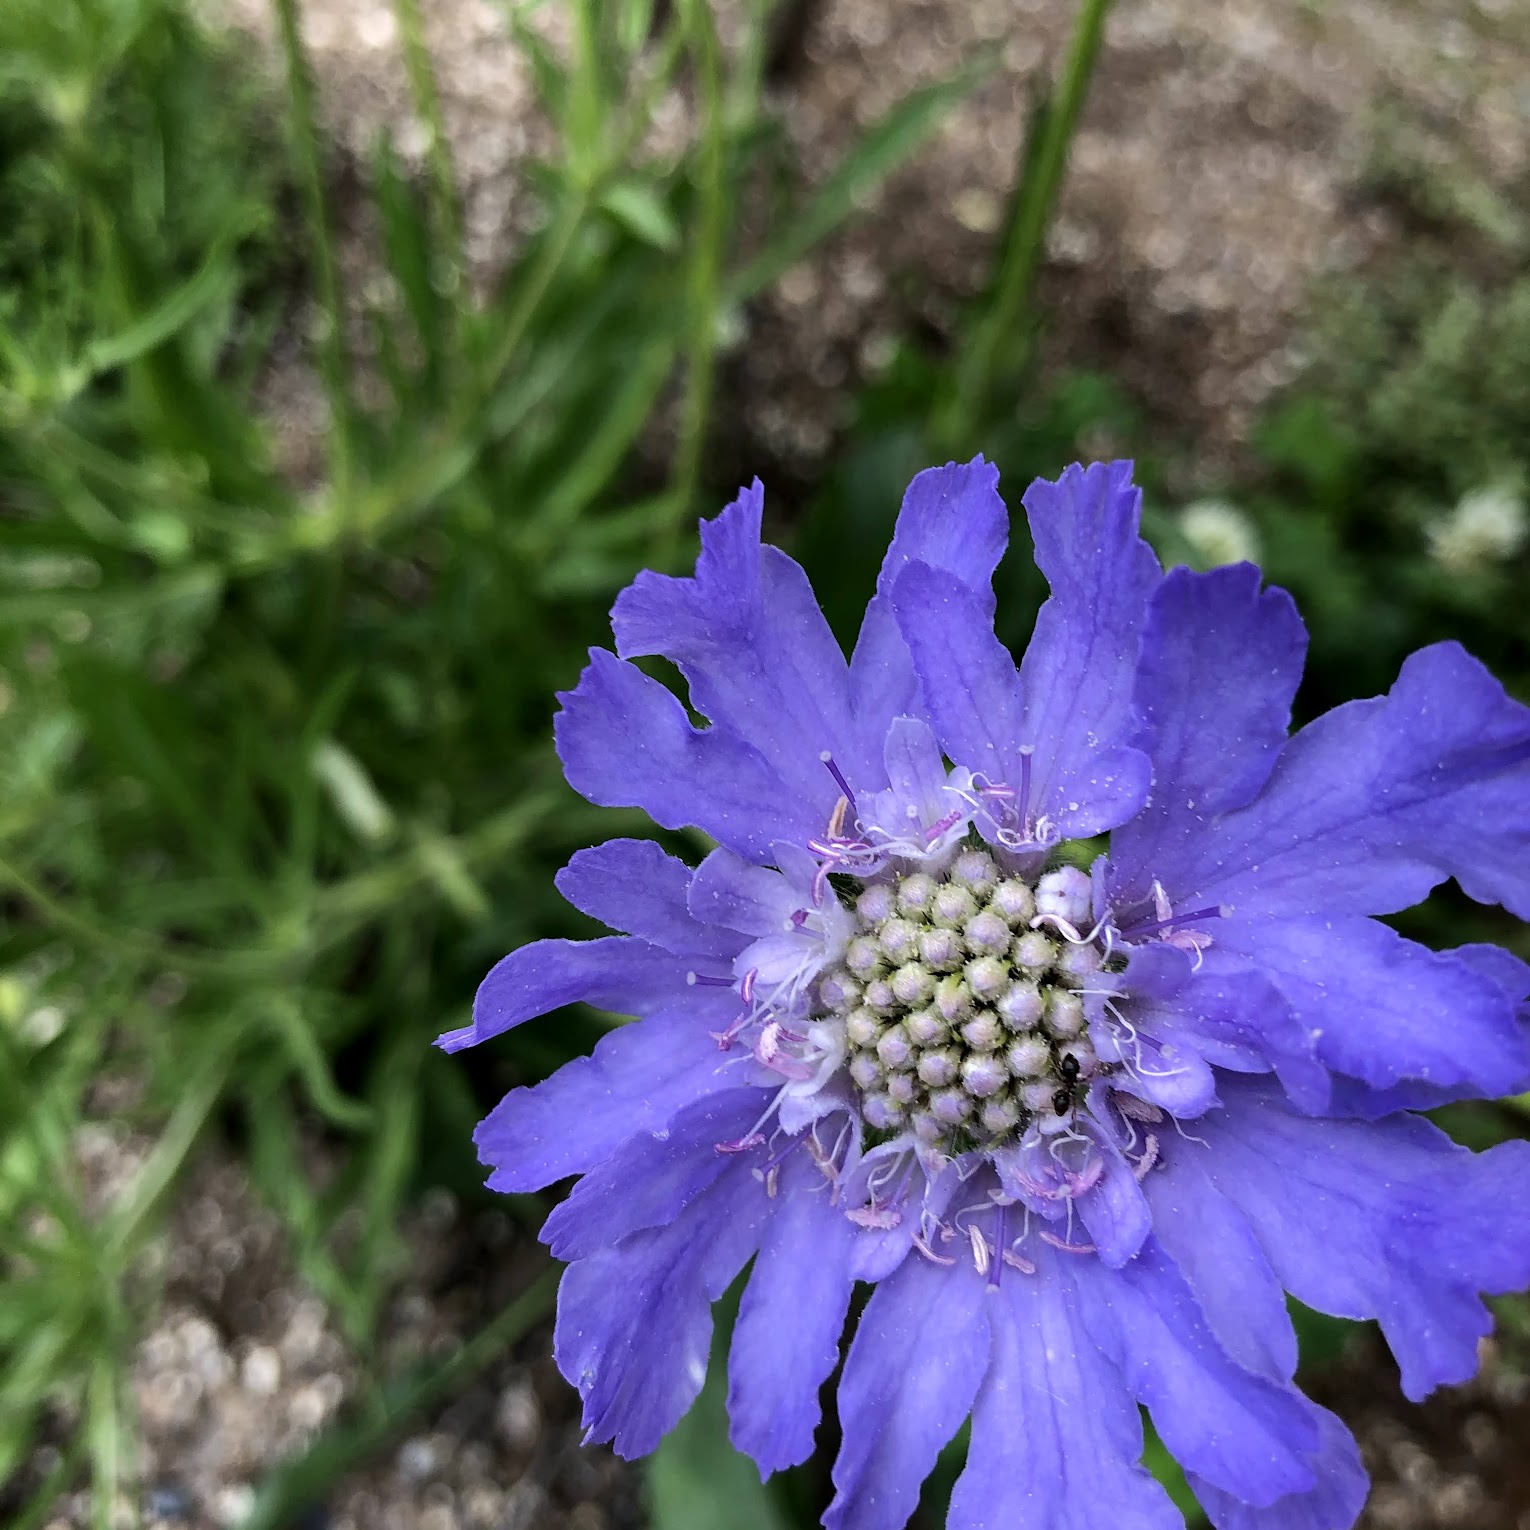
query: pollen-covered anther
[{"left": 814, "top": 854, "right": 1118, "bottom": 1152}]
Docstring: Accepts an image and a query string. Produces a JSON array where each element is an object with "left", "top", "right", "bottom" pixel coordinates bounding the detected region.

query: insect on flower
[{"left": 441, "top": 458, "right": 1530, "bottom": 1529}]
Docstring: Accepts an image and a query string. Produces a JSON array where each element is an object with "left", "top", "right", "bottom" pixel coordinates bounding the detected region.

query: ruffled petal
[
  {"left": 727, "top": 1150, "right": 860, "bottom": 1474},
  {"left": 472, "top": 998, "right": 744, "bottom": 1191},
  {"left": 611, "top": 480, "right": 873, "bottom": 801},
  {"left": 1213, "top": 915, "right": 1530, "bottom": 1097},
  {"left": 554, "top": 838, "right": 735, "bottom": 961},
  {"left": 439, "top": 935, "right": 692, "bottom": 1052},
  {"left": 1192, "top": 1075, "right": 1530, "bottom": 1399},
  {"left": 1070, "top": 1240, "right": 1318, "bottom": 1505},
  {"left": 541, "top": 1089, "right": 770, "bottom": 1260},
  {"left": 1016, "top": 461, "right": 1161, "bottom": 838},
  {"left": 1128, "top": 642, "right": 1530, "bottom": 920},
  {"left": 946, "top": 1253, "right": 1182, "bottom": 1530},
  {"left": 824, "top": 1249, "right": 991, "bottom": 1530},
  {"left": 554, "top": 1169, "right": 770, "bottom": 1459},
  {"left": 1191, "top": 1404, "right": 1368, "bottom": 1530},
  {"left": 1142, "top": 1140, "right": 1298, "bottom": 1381},
  {"left": 879, "top": 715, "right": 957, "bottom": 830},
  {"left": 688, "top": 847, "right": 803, "bottom": 937},
  {"left": 1123, "top": 945, "right": 1328, "bottom": 1112},
  {"left": 890, "top": 560, "right": 1023, "bottom": 790},
  {"left": 849, "top": 458, "right": 1008, "bottom": 730},
  {"left": 555, "top": 647, "right": 819, "bottom": 862},
  {"left": 1075, "top": 1139, "right": 1153, "bottom": 1268},
  {"left": 1112, "top": 563, "right": 1306, "bottom": 900}
]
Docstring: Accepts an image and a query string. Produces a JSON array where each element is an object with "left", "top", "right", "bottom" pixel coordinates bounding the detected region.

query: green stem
[
  {"left": 391, "top": 0, "right": 465, "bottom": 300},
  {"left": 272, "top": 0, "right": 354, "bottom": 504},
  {"left": 659, "top": 0, "right": 728, "bottom": 564},
  {"left": 934, "top": 0, "right": 1114, "bottom": 449}
]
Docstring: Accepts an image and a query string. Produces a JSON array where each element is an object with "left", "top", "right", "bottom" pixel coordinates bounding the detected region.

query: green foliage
[{"left": 0, "top": 0, "right": 993, "bottom": 1516}]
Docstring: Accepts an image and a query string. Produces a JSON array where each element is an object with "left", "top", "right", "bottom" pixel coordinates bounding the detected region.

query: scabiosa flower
[{"left": 442, "top": 458, "right": 1530, "bottom": 1529}]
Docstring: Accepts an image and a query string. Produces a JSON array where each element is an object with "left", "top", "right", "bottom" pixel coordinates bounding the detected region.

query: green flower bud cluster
[{"left": 823, "top": 850, "right": 1105, "bottom": 1152}]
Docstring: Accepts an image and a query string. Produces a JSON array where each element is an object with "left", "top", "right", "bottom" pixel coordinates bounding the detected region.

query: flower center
[{"left": 817, "top": 849, "right": 1110, "bottom": 1153}]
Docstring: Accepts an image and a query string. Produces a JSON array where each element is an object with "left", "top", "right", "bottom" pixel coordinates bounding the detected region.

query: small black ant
[
  {"left": 1058, "top": 1053, "right": 1081, "bottom": 1084},
  {"left": 1052, "top": 1086, "right": 1074, "bottom": 1116}
]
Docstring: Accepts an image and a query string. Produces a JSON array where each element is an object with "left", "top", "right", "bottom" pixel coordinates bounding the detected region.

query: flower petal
[
  {"left": 1191, "top": 1075, "right": 1530, "bottom": 1399},
  {"left": 1076, "top": 1139, "right": 1153, "bottom": 1268},
  {"left": 541, "top": 1089, "right": 770, "bottom": 1260},
  {"left": 555, "top": 646, "right": 817, "bottom": 862},
  {"left": 890, "top": 560, "right": 1023, "bottom": 790},
  {"left": 824, "top": 1249, "right": 991, "bottom": 1530},
  {"left": 439, "top": 935, "right": 691, "bottom": 1053},
  {"left": 728, "top": 1150, "right": 860, "bottom": 1473},
  {"left": 1190, "top": 1404, "right": 1367, "bottom": 1530},
  {"left": 1070, "top": 1239, "right": 1318, "bottom": 1505},
  {"left": 849, "top": 458, "right": 1009, "bottom": 730},
  {"left": 554, "top": 838, "right": 735, "bottom": 960},
  {"left": 1213, "top": 915, "right": 1530, "bottom": 1096},
  {"left": 554, "top": 1165, "right": 770, "bottom": 1458},
  {"left": 1130, "top": 642, "right": 1530, "bottom": 920},
  {"left": 1112, "top": 563, "right": 1306, "bottom": 900},
  {"left": 473, "top": 1000, "right": 744, "bottom": 1191},
  {"left": 688, "top": 847, "right": 804, "bottom": 937},
  {"left": 947, "top": 1254, "right": 1182, "bottom": 1530},
  {"left": 611, "top": 480, "right": 873, "bottom": 800},
  {"left": 1017, "top": 461, "right": 1161, "bottom": 837},
  {"left": 1141, "top": 1141, "right": 1297, "bottom": 1382},
  {"left": 1123, "top": 945, "right": 1328, "bottom": 1112}
]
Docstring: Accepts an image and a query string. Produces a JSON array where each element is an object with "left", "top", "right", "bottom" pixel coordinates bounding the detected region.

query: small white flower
[
  {"left": 1428, "top": 484, "right": 1528, "bottom": 573},
  {"left": 1179, "top": 498, "right": 1260, "bottom": 569}
]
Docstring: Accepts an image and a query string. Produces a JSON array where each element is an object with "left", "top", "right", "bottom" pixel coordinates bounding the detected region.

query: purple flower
[{"left": 442, "top": 459, "right": 1530, "bottom": 1528}]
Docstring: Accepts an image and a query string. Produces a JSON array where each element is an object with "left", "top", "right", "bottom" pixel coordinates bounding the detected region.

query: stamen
[
  {"left": 686, "top": 971, "right": 736, "bottom": 988},
  {"left": 715, "top": 1133, "right": 766, "bottom": 1154},
  {"left": 912, "top": 1233, "right": 958, "bottom": 1266},
  {"left": 1040, "top": 1230, "right": 1098, "bottom": 1255},
  {"left": 922, "top": 808, "right": 964, "bottom": 844},
  {"left": 1133, "top": 1133, "right": 1160, "bottom": 1181},
  {"left": 1016, "top": 744, "right": 1035, "bottom": 833},
  {"left": 1124, "top": 905, "right": 1227, "bottom": 940},
  {"left": 819, "top": 752, "right": 859, "bottom": 810}
]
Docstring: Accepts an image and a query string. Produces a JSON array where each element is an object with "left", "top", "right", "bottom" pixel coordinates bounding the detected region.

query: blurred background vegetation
[{"left": 1, "top": 0, "right": 1528, "bottom": 1527}]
